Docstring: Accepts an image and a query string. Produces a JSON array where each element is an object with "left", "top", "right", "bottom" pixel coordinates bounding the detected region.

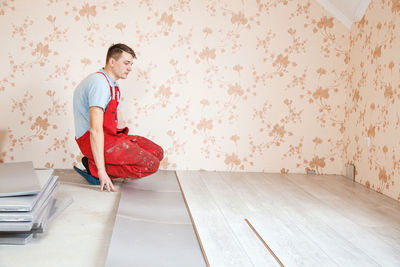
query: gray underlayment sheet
[
  {"left": 0, "top": 182, "right": 73, "bottom": 245},
  {"left": 0, "top": 182, "right": 59, "bottom": 231},
  {"left": 106, "top": 171, "right": 206, "bottom": 267},
  {"left": 0, "top": 169, "right": 55, "bottom": 212},
  {"left": 0, "top": 198, "right": 59, "bottom": 245},
  {"left": 0, "top": 177, "right": 59, "bottom": 221},
  {"left": 0, "top": 196, "right": 55, "bottom": 234},
  {"left": 0, "top": 232, "right": 33, "bottom": 245},
  {"left": 0, "top": 162, "right": 41, "bottom": 197}
]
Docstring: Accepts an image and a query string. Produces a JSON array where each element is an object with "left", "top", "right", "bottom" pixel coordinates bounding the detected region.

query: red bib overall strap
[
  {"left": 96, "top": 72, "right": 119, "bottom": 136},
  {"left": 96, "top": 71, "right": 119, "bottom": 104}
]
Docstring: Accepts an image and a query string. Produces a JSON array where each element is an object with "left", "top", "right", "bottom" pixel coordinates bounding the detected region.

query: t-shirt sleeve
[{"left": 87, "top": 76, "right": 110, "bottom": 110}]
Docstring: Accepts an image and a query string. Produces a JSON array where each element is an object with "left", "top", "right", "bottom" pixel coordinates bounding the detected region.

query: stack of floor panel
[{"left": 0, "top": 162, "right": 66, "bottom": 245}]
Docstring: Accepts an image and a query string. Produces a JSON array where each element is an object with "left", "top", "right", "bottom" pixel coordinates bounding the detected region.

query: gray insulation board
[
  {"left": 0, "top": 169, "right": 55, "bottom": 212},
  {"left": 0, "top": 162, "right": 41, "bottom": 197},
  {"left": 0, "top": 193, "right": 73, "bottom": 244},
  {"left": 38, "top": 195, "right": 73, "bottom": 233},
  {"left": 31, "top": 197, "right": 56, "bottom": 233},
  {"left": 0, "top": 177, "right": 59, "bottom": 221},
  {"left": 0, "top": 181, "right": 59, "bottom": 232},
  {"left": 0, "top": 232, "right": 33, "bottom": 245},
  {"left": 106, "top": 171, "right": 206, "bottom": 267},
  {"left": 0, "top": 198, "right": 56, "bottom": 244}
]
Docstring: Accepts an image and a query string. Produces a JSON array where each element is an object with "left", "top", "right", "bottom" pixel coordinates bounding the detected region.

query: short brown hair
[{"left": 106, "top": 43, "right": 136, "bottom": 64}]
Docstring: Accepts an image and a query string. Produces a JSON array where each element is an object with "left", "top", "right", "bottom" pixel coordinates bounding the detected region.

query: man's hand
[{"left": 98, "top": 169, "right": 116, "bottom": 192}]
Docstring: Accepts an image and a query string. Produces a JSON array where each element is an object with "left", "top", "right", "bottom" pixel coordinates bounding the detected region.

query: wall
[
  {"left": 0, "top": 0, "right": 349, "bottom": 174},
  {"left": 343, "top": 0, "right": 400, "bottom": 200}
]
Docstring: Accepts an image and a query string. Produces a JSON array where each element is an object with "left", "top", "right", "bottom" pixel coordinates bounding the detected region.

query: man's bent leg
[
  {"left": 105, "top": 156, "right": 160, "bottom": 179},
  {"left": 88, "top": 138, "right": 161, "bottom": 178},
  {"left": 131, "top": 135, "right": 164, "bottom": 161}
]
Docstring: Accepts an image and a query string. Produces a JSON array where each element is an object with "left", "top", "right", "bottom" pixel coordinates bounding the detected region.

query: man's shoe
[
  {"left": 81, "top": 156, "right": 91, "bottom": 175},
  {"left": 73, "top": 166, "right": 100, "bottom": 185}
]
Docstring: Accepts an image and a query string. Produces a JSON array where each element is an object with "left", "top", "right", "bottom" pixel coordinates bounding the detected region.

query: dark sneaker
[
  {"left": 73, "top": 166, "right": 100, "bottom": 185},
  {"left": 81, "top": 156, "right": 91, "bottom": 175}
]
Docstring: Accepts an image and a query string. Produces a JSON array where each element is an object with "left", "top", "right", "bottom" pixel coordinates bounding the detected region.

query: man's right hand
[{"left": 98, "top": 169, "right": 116, "bottom": 192}]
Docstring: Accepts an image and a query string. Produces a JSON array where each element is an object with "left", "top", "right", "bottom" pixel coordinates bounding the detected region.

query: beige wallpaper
[
  {"left": 343, "top": 0, "right": 400, "bottom": 200},
  {"left": 2, "top": 0, "right": 396, "bottom": 200}
]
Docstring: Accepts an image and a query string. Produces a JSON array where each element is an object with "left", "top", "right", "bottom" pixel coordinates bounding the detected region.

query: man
[{"left": 73, "top": 43, "right": 164, "bottom": 192}]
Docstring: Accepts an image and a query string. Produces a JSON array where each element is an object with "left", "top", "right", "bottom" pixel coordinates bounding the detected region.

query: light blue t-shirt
[{"left": 73, "top": 69, "right": 120, "bottom": 138}]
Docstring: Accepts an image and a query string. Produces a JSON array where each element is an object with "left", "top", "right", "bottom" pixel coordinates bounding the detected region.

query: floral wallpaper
[
  {"left": 3, "top": 0, "right": 396, "bottom": 200},
  {"left": 343, "top": 0, "right": 400, "bottom": 200}
]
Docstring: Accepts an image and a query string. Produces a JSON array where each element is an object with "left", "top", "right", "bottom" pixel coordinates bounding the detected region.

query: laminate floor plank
[
  {"left": 285, "top": 174, "right": 400, "bottom": 234},
  {"left": 313, "top": 174, "right": 400, "bottom": 245},
  {"left": 284, "top": 173, "right": 400, "bottom": 266},
  {"left": 241, "top": 172, "right": 376, "bottom": 267},
  {"left": 176, "top": 171, "right": 256, "bottom": 267},
  {"left": 198, "top": 171, "right": 282, "bottom": 267},
  {"left": 291, "top": 174, "right": 400, "bottom": 227},
  {"left": 177, "top": 171, "right": 400, "bottom": 267}
]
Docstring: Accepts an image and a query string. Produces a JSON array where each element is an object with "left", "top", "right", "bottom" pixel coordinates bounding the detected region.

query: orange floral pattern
[
  {"left": 2, "top": 0, "right": 397, "bottom": 200},
  {"left": 343, "top": 0, "right": 400, "bottom": 200}
]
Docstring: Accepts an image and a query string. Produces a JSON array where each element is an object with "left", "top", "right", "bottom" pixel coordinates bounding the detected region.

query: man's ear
[{"left": 108, "top": 57, "right": 115, "bottom": 66}]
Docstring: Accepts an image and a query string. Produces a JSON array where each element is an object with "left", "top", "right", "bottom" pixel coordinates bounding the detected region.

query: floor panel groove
[{"left": 245, "top": 218, "right": 284, "bottom": 267}]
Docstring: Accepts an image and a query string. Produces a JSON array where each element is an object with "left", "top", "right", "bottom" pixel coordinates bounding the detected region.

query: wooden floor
[{"left": 176, "top": 171, "right": 400, "bottom": 267}]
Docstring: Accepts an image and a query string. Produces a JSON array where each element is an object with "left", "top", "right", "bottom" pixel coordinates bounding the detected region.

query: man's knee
[
  {"left": 157, "top": 146, "right": 164, "bottom": 161},
  {"left": 146, "top": 157, "right": 161, "bottom": 173}
]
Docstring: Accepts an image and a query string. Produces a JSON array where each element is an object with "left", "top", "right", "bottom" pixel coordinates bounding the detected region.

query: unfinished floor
[{"left": 0, "top": 170, "right": 399, "bottom": 266}]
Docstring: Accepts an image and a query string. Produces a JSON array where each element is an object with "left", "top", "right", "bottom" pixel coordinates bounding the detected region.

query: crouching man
[{"left": 73, "top": 43, "right": 163, "bottom": 192}]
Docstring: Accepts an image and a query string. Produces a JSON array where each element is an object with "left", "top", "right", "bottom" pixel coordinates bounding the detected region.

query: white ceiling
[{"left": 316, "top": 0, "right": 371, "bottom": 29}]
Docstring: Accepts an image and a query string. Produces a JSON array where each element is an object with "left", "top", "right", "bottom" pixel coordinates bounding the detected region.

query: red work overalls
[{"left": 75, "top": 72, "right": 164, "bottom": 179}]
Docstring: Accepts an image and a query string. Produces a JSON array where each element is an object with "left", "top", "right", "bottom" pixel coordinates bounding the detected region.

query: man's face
[{"left": 111, "top": 51, "right": 134, "bottom": 80}]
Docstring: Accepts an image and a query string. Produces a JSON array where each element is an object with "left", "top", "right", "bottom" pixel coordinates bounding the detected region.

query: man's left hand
[{"left": 98, "top": 169, "right": 116, "bottom": 192}]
